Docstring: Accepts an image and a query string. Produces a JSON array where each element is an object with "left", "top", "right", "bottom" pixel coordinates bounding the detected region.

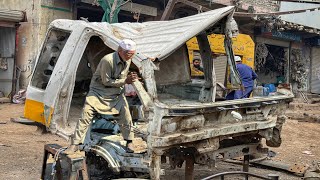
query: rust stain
[{"left": 112, "top": 27, "right": 124, "bottom": 39}]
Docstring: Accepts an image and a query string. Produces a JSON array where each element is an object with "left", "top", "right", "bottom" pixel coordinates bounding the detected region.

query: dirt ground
[{"left": 0, "top": 103, "right": 319, "bottom": 180}]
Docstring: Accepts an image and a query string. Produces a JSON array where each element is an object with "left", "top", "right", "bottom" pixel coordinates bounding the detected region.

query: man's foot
[
  {"left": 64, "top": 144, "right": 79, "bottom": 154},
  {"left": 126, "top": 142, "right": 135, "bottom": 153}
]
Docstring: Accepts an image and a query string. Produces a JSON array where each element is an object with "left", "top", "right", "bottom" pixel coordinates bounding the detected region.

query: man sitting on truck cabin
[
  {"left": 66, "top": 39, "right": 139, "bottom": 153},
  {"left": 233, "top": 56, "right": 257, "bottom": 99},
  {"left": 192, "top": 58, "right": 204, "bottom": 73}
]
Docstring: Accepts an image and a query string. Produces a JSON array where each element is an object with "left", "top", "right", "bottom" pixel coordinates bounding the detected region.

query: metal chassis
[{"left": 202, "top": 171, "right": 279, "bottom": 180}]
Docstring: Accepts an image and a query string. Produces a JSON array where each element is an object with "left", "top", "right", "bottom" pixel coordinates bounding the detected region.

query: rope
[{"left": 50, "top": 147, "right": 67, "bottom": 180}]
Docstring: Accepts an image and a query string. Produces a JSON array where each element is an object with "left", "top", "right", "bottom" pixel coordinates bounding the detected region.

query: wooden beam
[
  {"left": 178, "top": 0, "right": 211, "bottom": 12},
  {"left": 121, "top": 2, "right": 157, "bottom": 16}
]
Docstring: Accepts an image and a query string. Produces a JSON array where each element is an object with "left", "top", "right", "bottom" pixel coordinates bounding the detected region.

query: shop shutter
[
  {"left": 0, "top": 27, "right": 15, "bottom": 97},
  {"left": 214, "top": 55, "right": 228, "bottom": 85},
  {"left": 311, "top": 47, "right": 320, "bottom": 94}
]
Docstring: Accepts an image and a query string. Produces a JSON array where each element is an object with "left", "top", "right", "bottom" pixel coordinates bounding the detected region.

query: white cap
[
  {"left": 234, "top": 56, "right": 242, "bottom": 62},
  {"left": 119, "top": 39, "right": 136, "bottom": 51}
]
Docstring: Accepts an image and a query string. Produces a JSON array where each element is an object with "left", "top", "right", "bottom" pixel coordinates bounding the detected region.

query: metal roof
[
  {"left": 50, "top": 6, "right": 235, "bottom": 61},
  {"left": 0, "top": 9, "right": 25, "bottom": 23},
  {"left": 280, "top": 2, "right": 320, "bottom": 30}
]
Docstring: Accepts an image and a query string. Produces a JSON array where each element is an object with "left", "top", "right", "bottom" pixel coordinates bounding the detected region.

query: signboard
[{"left": 260, "top": 27, "right": 301, "bottom": 42}]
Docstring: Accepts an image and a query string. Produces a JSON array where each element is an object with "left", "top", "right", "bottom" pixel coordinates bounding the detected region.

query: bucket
[{"left": 264, "top": 84, "right": 276, "bottom": 92}]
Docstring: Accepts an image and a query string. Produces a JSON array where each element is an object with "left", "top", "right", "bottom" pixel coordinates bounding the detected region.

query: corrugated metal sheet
[
  {"left": 0, "top": 9, "right": 24, "bottom": 22},
  {"left": 311, "top": 47, "right": 320, "bottom": 94},
  {"left": 0, "top": 27, "right": 15, "bottom": 57},
  {"left": 50, "top": 6, "right": 235, "bottom": 61},
  {"left": 214, "top": 56, "right": 228, "bottom": 85},
  {"left": 280, "top": 2, "right": 320, "bottom": 30}
]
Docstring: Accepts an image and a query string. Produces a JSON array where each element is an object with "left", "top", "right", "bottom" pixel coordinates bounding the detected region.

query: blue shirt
[{"left": 236, "top": 63, "right": 257, "bottom": 87}]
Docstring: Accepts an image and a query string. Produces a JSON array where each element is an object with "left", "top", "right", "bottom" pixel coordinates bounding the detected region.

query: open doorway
[{"left": 255, "top": 44, "right": 288, "bottom": 86}]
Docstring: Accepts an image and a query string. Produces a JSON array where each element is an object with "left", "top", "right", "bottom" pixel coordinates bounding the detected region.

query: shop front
[{"left": 0, "top": 9, "right": 25, "bottom": 102}]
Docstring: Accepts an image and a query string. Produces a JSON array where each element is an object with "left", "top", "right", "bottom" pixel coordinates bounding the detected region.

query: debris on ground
[
  {"left": 286, "top": 99, "right": 320, "bottom": 123},
  {"left": 0, "top": 143, "right": 11, "bottom": 147},
  {"left": 302, "top": 151, "right": 313, "bottom": 156},
  {"left": 304, "top": 161, "right": 320, "bottom": 179},
  {"left": 12, "top": 89, "right": 26, "bottom": 104}
]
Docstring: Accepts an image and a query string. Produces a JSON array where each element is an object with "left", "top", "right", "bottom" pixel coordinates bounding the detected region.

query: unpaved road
[{"left": 0, "top": 103, "right": 319, "bottom": 180}]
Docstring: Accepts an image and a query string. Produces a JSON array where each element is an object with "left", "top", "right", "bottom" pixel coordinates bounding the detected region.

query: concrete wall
[
  {"left": 0, "top": 0, "right": 73, "bottom": 89},
  {"left": 0, "top": 0, "right": 42, "bottom": 88}
]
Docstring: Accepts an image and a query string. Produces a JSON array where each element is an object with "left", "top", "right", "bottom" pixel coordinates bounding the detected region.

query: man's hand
[{"left": 125, "top": 72, "right": 140, "bottom": 84}]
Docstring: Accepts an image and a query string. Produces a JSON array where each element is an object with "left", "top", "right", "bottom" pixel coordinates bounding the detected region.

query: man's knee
[{"left": 83, "top": 104, "right": 95, "bottom": 117}]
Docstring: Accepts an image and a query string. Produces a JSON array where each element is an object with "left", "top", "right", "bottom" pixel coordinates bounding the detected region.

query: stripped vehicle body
[{"left": 24, "top": 6, "right": 293, "bottom": 179}]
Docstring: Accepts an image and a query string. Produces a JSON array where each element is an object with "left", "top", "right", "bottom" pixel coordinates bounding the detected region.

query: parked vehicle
[{"left": 24, "top": 6, "right": 293, "bottom": 179}]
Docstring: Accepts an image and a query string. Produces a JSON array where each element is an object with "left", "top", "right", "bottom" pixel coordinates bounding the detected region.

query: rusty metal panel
[
  {"left": 311, "top": 47, "right": 320, "bottom": 94},
  {"left": 0, "top": 9, "right": 24, "bottom": 22},
  {"left": 0, "top": 27, "right": 15, "bottom": 57},
  {"left": 214, "top": 55, "right": 228, "bottom": 85}
]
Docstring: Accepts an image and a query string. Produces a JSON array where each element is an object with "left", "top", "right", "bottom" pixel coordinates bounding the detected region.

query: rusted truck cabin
[{"left": 24, "top": 6, "right": 293, "bottom": 179}]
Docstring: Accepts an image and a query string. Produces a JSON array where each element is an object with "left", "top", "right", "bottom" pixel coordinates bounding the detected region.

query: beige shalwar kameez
[{"left": 73, "top": 52, "right": 134, "bottom": 144}]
